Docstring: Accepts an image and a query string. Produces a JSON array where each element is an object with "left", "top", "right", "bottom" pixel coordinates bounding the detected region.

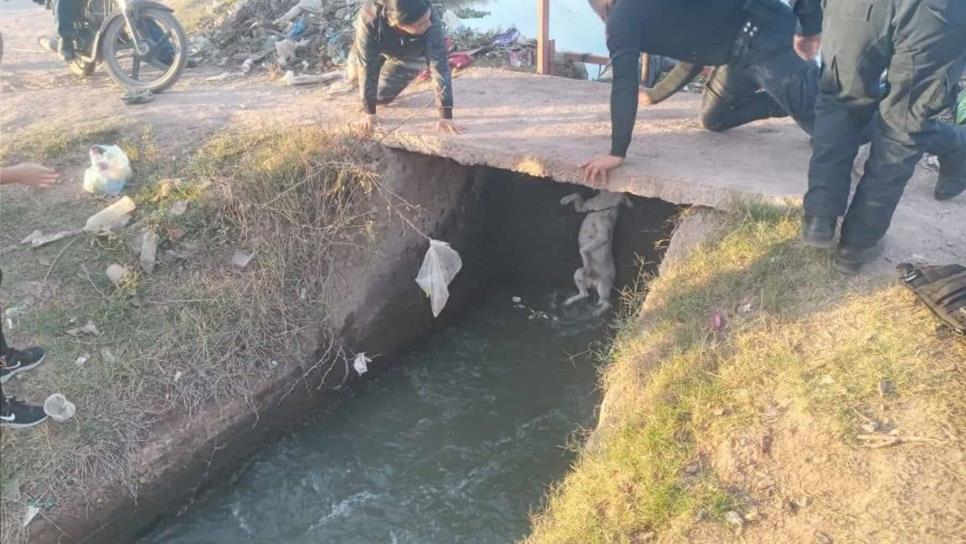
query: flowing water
[{"left": 143, "top": 285, "right": 605, "bottom": 543}]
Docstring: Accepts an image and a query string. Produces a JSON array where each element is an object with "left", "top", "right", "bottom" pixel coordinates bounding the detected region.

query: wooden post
[{"left": 537, "top": 0, "right": 551, "bottom": 75}]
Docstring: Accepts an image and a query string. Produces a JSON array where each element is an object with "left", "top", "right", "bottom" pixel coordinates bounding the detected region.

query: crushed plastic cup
[
  {"left": 84, "top": 196, "right": 136, "bottom": 234},
  {"left": 43, "top": 394, "right": 76, "bottom": 422},
  {"left": 83, "top": 145, "right": 132, "bottom": 195}
]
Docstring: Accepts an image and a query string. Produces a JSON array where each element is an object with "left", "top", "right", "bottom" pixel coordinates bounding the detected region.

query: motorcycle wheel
[
  {"left": 101, "top": 8, "right": 187, "bottom": 93},
  {"left": 70, "top": 60, "right": 96, "bottom": 77}
]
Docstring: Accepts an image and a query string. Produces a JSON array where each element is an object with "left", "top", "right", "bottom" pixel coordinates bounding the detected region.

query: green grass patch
[{"left": 527, "top": 205, "right": 965, "bottom": 543}]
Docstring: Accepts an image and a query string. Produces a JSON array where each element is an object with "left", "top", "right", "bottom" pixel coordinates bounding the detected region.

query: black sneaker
[
  {"left": 0, "top": 347, "right": 46, "bottom": 384},
  {"left": 0, "top": 398, "right": 48, "bottom": 429},
  {"left": 936, "top": 154, "right": 966, "bottom": 201},
  {"left": 802, "top": 215, "right": 838, "bottom": 249},
  {"left": 832, "top": 243, "right": 884, "bottom": 276}
]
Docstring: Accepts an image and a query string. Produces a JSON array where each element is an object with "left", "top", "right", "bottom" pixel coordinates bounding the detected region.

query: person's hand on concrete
[
  {"left": 580, "top": 155, "right": 623, "bottom": 186},
  {"left": 0, "top": 163, "right": 60, "bottom": 187},
  {"left": 357, "top": 113, "right": 379, "bottom": 138},
  {"left": 793, "top": 34, "right": 821, "bottom": 61},
  {"left": 437, "top": 119, "right": 466, "bottom": 135}
]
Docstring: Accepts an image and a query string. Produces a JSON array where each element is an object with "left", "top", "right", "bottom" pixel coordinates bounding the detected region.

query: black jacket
[
  {"left": 353, "top": 0, "right": 454, "bottom": 119},
  {"left": 605, "top": 0, "right": 822, "bottom": 157}
]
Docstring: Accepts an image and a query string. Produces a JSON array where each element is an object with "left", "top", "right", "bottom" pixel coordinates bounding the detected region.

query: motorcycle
[{"left": 45, "top": 0, "right": 187, "bottom": 92}]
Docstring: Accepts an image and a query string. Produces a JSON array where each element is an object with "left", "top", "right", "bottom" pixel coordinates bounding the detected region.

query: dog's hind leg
[{"left": 565, "top": 268, "right": 591, "bottom": 306}]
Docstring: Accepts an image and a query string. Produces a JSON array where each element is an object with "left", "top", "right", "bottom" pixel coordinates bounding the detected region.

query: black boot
[
  {"left": 832, "top": 243, "right": 883, "bottom": 276},
  {"left": 0, "top": 397, "right": 48, "bottom": 429},
  {"left": 802, "top": 216, "right": 837, "bottom": 249},
  {"left": 0, "top": 347, "right": 46, "bottom": 384},
  {"left": 936, "top": 144, "right": 966, "bottom": 201},
  {"left": 58, "top": 37, "right": 76, "bottom": 62}
]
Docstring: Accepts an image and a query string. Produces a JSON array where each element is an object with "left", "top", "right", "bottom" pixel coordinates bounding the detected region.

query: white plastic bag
[
  {"left": 415, "top": 240, "right": 462, "bottom": 318},
  {"left": 83, "top": 145, "right": 132, "bottom": 195}
]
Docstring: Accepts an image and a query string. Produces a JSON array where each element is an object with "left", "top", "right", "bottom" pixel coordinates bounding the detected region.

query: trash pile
[
  {"left": 194, "top": 0, "right": 357, "bottom": 81},
  {"left": 191, "top": 0, "right": 548, "bottom": 85}
]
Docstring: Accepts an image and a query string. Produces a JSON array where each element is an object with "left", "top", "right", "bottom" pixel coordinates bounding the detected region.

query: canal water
[
  {"left": 449, "top": 0, "right": 608, "bottom": 58},
  {"left": 142, "top": 285, "right": 605, "bottom": 543}
]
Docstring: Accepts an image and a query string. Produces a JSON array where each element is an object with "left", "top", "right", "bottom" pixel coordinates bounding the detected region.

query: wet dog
[{"left": 560, "top": 190, "right": 632, "bottom": 315}]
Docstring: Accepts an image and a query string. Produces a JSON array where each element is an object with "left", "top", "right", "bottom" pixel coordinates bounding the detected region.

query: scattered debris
[
  {"left": 712, "top": 407, "right": 726, "bottom": 417},
  {"left": 106, "top": 264, "right": 129, "bottom": 286},
  {"left": 724, "top": 510, "right": 744, "bottom": 530},
  {"left": 710, "top": 310, "right": 727, "bottom": 332},
  {"left": 74, "top": 353, "right": 90, "bottom": 366},
  {"left": 20, "top": 230, "right": 42, "bottom": 245},
  {"left": 22, "top": 505, "right": 39, "bottom": 528},
  {"left": 140, "top": 229, "right": 160, "bottom": 273},
  {"left": 66, "top": 321, "right": 100, "bottom": 337},
  {"left": 121, "top": 89, "right": 155, "bottom": 106},
  {"left": 21, "top": 229, "right": 82, "bottom": 249},
  {"left": 206, "top": 71, "right": 240, "bottom": 82},
  {"left": 85, "top": 197, "right": 136, "bottom": 235},
  {"left": 814, "top": 530, "right": 833, "bottom": 544},
  {"left": 744, "top": 507, "right": 761, "bottom": 522},
  {"left": 168, "top": 200, "right": 188, "bottom": 216},
  {"left": 512, "top": 296, "right": 522, "bottom": 304},
  {"left": 43, "top": 393, "right": 76, "bottom": 422},
  {"left": 416, "top": 240, "right": 463, "bottom": 318},
  {"left": 173, "top": 370, "right": 183, "bottom": 382},
  {"left": 283, "top": 69, "right": 341, "bottom": 86},
  {"left": 231, "top": 250, "right": 255, "bottom": 268},
  {"left": 819, "top": 374, "right": 835, "bottom": 386},
  {"left": 100, "top": 348, "right": 118, "bottom": 364},
  {"left": 877, "top": 379, "right": 895, "bottom": 398},
  {"left": 83, "top": 145, "right": 132, "bottom": 196},
  {"left": 856, "top": 433, "right": 943, "bottom": 448},
  {"left": 353, "top": 352, "right": 370, "bottom": 376}
]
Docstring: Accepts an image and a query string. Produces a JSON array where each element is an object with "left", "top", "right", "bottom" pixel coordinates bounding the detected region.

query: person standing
[
  {"left": 804, "top": 0, "right": 966, "bottom": 274},
  {"left": 0, "top": 163, "right": 59, "bottom": 430}
]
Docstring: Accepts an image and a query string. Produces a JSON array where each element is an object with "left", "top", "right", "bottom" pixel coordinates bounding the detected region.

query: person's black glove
[{"left": 898, "top": 263, "right": 966, "bottom": 335}]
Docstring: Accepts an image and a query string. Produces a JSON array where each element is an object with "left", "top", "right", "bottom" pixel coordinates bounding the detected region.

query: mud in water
[{"left": 141, "top": 283, "right": 605, "bottom": 544}]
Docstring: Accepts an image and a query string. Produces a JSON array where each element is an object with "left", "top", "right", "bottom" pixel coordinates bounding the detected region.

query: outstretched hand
[
  {"left": 579, "top": 155, "right": 623, "bottom": 187},
  {"left": 793, "top": 34, "right": 821, "bottom": 61},
  {"left": 356, "top": 113, "right": 379, "bottom": 138},
  {"left": 0, "top": 163, "right": 60, "bottom": 188},
  {"left": 437, "top": 119, "right": 467, "bottom": 134}
]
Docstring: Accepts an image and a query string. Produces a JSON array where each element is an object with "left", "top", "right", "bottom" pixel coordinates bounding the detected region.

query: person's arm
[
  {"left": 793, "top": 0, "right": 822, "bottom": 37},
  {"left": 0, "top": 163, "right": 59, "bottom": 187},
  {"left": 424, "top": 9, "right": 454, "bottom": 120},
  {"left": 354, "top": 3, "right": 385, "bottom": 118},
  {"left": 642, "top": 62, "right": 703, "bottom": 105},
  {"left": 582, "top": 1, "right": 641, "bottom": 185},
  {"left": 792, "top": 0, "right": 822, "bottom": 59}
]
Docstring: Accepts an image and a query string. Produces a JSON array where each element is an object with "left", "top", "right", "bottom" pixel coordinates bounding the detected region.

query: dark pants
[
  {"left": 703, "top": 3, "right": 820, "bottom": 134},
  {"left": 806, "top": 0, "right": 966, "bottom": 248},
  {"left": 53, "top": 0, "right": 81, "bottom": 41},
  {"left": 348, "top": 49, "right": 427, "bottom": 106}
]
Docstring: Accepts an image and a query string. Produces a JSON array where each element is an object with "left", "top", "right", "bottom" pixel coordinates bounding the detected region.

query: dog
[{"left": 560, "top": 190, "right": 633, "bottom": 315}]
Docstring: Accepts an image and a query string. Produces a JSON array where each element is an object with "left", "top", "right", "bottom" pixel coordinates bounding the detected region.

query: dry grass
[
  {"left": 0, "top": 126, "right": 378, "bottom": 543},
  {"left": 526, "top": 204, "right": 965, "bottom": 543}
]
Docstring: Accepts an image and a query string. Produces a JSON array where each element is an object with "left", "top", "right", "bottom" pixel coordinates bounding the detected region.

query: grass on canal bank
[
  {"left": 0, "top": 126, "right": 377, "bottom": 543},
  {"left": 527, "top": 205, "right": 965, "bottom": 544}
]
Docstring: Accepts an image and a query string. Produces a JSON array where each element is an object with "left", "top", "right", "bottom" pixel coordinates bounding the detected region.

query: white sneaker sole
[
  {"left": 0, "top": 353, "right": 46, "bottom": 384},
  {"left": 0, "top": 415, "right": 48, "bottom": 429}
]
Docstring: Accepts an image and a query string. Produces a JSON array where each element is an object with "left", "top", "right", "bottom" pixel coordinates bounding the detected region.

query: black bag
[{"left": 898, "top": 263, "right": 966, "bottom": 335}]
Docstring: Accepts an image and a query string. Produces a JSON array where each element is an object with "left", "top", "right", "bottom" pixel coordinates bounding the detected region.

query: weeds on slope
[
  {"left": 527, "top": 204, "right": 965, "bottom": 543},
  {"left": 0, "top": 127, "right": 377, "bottom": 543}
]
